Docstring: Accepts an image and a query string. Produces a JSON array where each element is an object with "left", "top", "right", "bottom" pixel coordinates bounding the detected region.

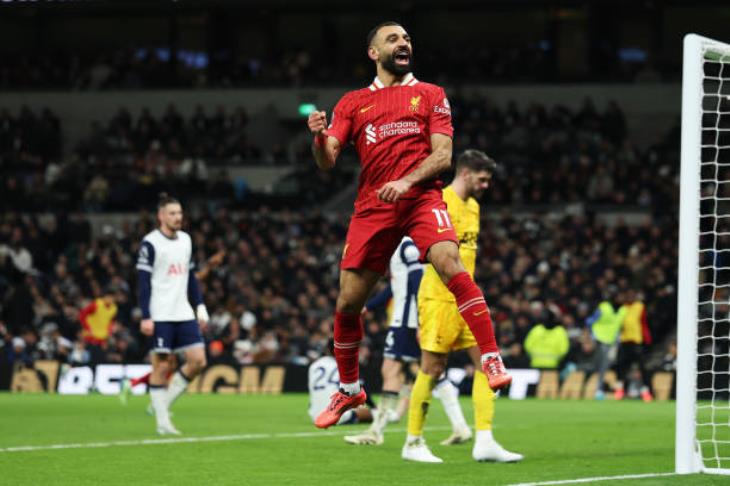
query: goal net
[{"left": 678, "top": 34, "right": 730, "bottom": 475}]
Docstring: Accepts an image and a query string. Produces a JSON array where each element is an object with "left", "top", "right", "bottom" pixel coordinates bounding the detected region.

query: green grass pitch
[{"left": 0, "top": 393, "right": 723, "bottom": 485}]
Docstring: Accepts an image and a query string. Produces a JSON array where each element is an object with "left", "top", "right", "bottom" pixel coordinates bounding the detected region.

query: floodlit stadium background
[{"left": 0, "top": 2, "right": 728, "bottom": 484}]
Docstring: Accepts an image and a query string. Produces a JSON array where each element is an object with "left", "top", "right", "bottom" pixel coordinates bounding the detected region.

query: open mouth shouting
[
  {"left": 394, "top": 48, "right": 411, "bottom": 66},
  {"left": 382, "top": 46, "right": 413, "bottom": 75}
]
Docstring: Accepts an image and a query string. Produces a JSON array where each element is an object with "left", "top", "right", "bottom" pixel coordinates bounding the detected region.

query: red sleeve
[
  {"left": 325, "top": 94, "right": 354, "bottom": 146},
  {"left": 78, "top": 301, "right": 97, "bottom": 329},
  {"left": 428, "top": 86, "right": 453, "bottom": 138}
]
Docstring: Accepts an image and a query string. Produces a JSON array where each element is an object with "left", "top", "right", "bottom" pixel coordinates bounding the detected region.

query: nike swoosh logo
[
  {"left": 437, "top": 228, "right": 451, "bottom": 233},
  {"left": 360, "top": 105, "right": 375, "bottom": 113},
  {"left": 473, "top": 309, "right": 488, "bottom": 317}
]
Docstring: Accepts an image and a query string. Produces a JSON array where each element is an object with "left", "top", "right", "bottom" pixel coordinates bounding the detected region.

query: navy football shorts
[
  {"left": 152, "top": 320, "right": 204, "bottom": 354},
  {"left": 383, "top": 326, "right": 420, "bottom": 363}
]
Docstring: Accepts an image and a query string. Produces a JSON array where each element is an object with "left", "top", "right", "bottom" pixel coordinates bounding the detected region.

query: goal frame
[{"left": 676, "top": 33, "right": 730, "bottom": 476}]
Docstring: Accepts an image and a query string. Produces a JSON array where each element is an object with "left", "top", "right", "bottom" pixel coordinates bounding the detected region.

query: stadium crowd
[
  {"left": 0, "top": 44, "right": 668, "bottom": 91},
  {"left": 450, "top": 96, "right": 678, "bottom": 211},
  {"left": 1, "top": 96, "right": 678, "bottom": 213},
  {"left": 0, "top": 91, "right": 682, "bottom": 390},
  {"left": 0, "top": 102, "right": 364, "bottom": 213},
  {"left": 0, "top": 205, "right": 677, "bottom": 380}
]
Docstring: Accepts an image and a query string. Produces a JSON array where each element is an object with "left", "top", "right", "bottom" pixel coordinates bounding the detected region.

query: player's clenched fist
[{"left": 308, "top": 111, "right": 328, "bottom": 136}]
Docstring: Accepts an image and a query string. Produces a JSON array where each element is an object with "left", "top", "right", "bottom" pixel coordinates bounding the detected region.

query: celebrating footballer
[{"left": 307, "top": 21, "right": 512, "bottom": 429}]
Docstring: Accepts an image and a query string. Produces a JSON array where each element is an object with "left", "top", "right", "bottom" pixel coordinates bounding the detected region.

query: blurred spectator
[
  {"left": 37, "top": 322, "right": 72, "bottom": 361},
  {"left": 614, "top": 289, "right": 653, "bottom": 401},
  {"left": 78, "top": 291, "right": 118, "bottom": 346},
  {"left": 523, "top": 304, "right": 570, "bottom": 369},
  {"left": 0, "top": 228, "right": 35, "bottom": 275},
  {"left": 659, "top": 339, "right": 677, "bottom": 372},
  {"left": 69, "top": 339, "right": 91, "bottom": 366},
  {"left": 10, "top": 336, "right": 30, "bottom": 365},
  {"left": 208, "top": 340, "right": 235, "bottom": 366},
  {"left": 585, "top": 290, "right": 625, "bottom": 399},
  {"left": 566, "top": 329, "right": 598, "bottom": 375},
  {"left": 83, "top": 175, "right": 110, "bottom": 211},
  {"left": 206, "top": 303, "right": 240, "bottom": 352}
]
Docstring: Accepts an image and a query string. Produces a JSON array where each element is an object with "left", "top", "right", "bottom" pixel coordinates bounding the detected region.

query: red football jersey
[{"left": 326, "top": 73, "right": 453, "bottom": 210}]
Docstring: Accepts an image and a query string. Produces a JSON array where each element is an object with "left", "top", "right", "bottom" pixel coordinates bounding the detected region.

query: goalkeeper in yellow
[{"left": 401, "top": 150, "right": 523, "bottom": 464}]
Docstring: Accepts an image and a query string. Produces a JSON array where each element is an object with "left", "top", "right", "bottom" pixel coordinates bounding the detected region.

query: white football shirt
[
  {"left": 307, "top": 356, "right": 354, "bottom": 424},
  {"left": 387, "top": 237, "right": 422, "bottom": 329},
  {"left": 136, "top": 229, "right": 196, "bottom": 322}
]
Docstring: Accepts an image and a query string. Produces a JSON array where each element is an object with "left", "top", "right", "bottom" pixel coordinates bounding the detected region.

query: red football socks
[
  {"left": 333, "top": 311, "right": 363, "bottom": 385},
  {"left": 447, "top": 272, "right": 499, "bottom": 355},
  {"left": 131, "top": 369, "right": 174, "bottom": 388},
  {"left": 130, "top": 372, "right": 151, "bottom": 387}
]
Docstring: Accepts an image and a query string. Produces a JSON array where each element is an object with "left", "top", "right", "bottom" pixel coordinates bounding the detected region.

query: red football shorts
[{"left": 340, "top": 189, "right": 458, "bottom": 274}]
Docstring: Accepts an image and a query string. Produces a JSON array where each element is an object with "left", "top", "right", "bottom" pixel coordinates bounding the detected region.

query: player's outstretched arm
[
  {"left": 377, "top": 133, "right": 452, "bottom": 203},
  {"left": 308, "top": 111, "right": 342, "bottom": 170},
  {"left": 364, "top": 283, "right": 393, "bottom": 312},
  {"left": 195, "top": 249, "right": 226, "bottom": 281}
]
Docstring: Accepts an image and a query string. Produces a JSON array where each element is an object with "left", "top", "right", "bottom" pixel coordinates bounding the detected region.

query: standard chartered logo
[
  {"left": 365, "top": 123, "right": 377, "bottom": 144},
  {"left": 379, "top": 121, "right": 420, "bottom": 137},
  {"left": 365, "top": 120, "right": 421, "bottom": 145}
]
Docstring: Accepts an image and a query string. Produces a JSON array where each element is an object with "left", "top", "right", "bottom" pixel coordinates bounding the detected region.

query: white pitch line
[
  {"left": 0, "top": 426, "right": 451, "bottom": 454},
  {"left": 507, "top": 472, "right": 679, "bottom": 486}
]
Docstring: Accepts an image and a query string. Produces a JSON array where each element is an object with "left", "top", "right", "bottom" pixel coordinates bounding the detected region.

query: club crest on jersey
[
  {"left": 167, "top": 263, "right": 186, "bottom": 276},
  {"left": 409, "top": 96, "right": 421, "bottom": 112},
  {"left": 138, "top": 246, "right": 149, "bottom": 264}
]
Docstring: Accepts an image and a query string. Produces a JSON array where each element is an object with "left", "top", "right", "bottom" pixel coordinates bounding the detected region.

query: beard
[
  {"left": 470, "top": 186, "right": 486, "bottom": 200},
  {"left": 381, "top": 51, "right": 413, "bottom": 76},
  {"left": 164, "top": 221, "right": 182, "bottom": 232}
]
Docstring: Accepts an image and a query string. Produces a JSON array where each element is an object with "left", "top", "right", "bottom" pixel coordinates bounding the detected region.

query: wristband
[{"left": 196, "top": 304, "right": 209, "bottom": 322}]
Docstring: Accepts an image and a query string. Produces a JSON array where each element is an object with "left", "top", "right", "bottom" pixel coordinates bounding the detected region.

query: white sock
[
  {"left": 166, "top": 371, "right": 190, "bottom": 408},
  {"left": 406, "top": 434, "right": 421, "bottom": 443},
  {"left": 434, "top": 379, "right": 469, "bottom": 432},
  {"left": 150, "top": 386, "right": 170, "bottom": 425},
  {"left": 476, "top": 429, "right": 494, "bottom": 443},
  {"left": 370, "top": 392, "right": 398, "bottom": 435},
  {"left": 395, "top": 384, "right": 411, "bottom": 419},
  {"left": 340, "top": 381, "right": 361, "bottom": 395}
]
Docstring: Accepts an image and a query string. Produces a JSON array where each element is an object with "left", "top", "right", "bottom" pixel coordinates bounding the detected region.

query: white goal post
[{"left": 677, "top": 33, "right": 730, "bottom": 475}]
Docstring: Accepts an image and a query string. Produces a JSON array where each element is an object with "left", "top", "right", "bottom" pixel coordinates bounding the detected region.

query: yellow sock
[
  {"left": 473, "top": 370, "right": 495, "bottom": 431},
  {"left": 407, "top": 370, "right": 435, "bottom": 436}
]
